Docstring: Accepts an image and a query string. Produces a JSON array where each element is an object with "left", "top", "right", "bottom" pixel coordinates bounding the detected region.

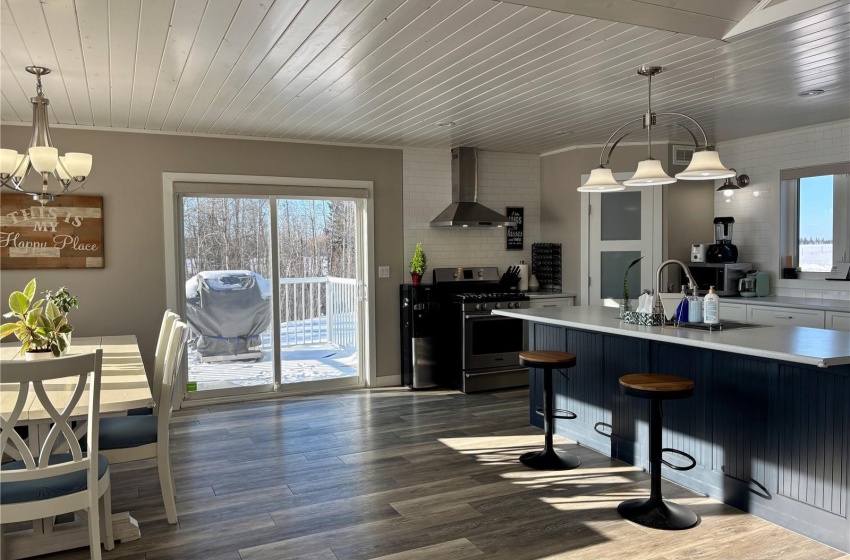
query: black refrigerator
[{"left": 399, "top": 284, "right": 439, "bottom": 389}]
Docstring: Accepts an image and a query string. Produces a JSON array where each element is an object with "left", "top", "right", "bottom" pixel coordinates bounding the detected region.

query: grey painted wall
[{"left": 0, "top": 125, "right": 404, "bottom": 379}]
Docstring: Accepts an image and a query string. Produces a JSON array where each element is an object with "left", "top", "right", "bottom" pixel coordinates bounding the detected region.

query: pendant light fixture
[
  {"left": 0, "top": 67, "right": 92, "bottom": 204},
  {"left": 579, "top": 66, "right": 734, "bottom": 192}
]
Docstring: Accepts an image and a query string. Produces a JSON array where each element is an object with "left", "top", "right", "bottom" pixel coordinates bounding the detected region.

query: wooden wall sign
[
  {"left": 506, "top": 206, "right": 523, "bottom": 250},
  {"left": 0, "top": 194, "right": 104, "bottom": 269}
]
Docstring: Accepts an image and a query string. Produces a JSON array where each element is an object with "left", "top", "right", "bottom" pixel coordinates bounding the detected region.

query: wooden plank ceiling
[{"left": 1, "top": 0, "right": 847, "bottom": 154}]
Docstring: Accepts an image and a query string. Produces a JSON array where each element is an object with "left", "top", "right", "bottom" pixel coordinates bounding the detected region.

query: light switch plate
[{"left": 378, "top": 266, "right": 390, "bottom": 278}]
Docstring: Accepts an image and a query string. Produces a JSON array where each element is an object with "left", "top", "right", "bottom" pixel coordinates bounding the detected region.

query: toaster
[{"left": 691, "top": 244, "right": 709, "bottom": 263}]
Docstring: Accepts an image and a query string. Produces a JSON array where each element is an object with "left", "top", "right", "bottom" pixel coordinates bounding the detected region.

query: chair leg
[
  {"left": 88, "top": 487, "right": 103, "bottom": 560},
  {"left": 102, "top": 478, "right": 115, "bottom": 550},
  {"left": 157, "top": 454, "right": 178, "bottom": 524}
]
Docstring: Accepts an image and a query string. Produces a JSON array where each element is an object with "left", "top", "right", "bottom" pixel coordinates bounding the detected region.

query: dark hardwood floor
[{"left": 36, "top": 388, "right": 847, "bottom": 559}]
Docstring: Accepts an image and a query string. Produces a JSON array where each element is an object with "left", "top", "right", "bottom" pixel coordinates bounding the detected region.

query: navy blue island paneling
[{"left": 528, "top": 321, "right": 850, "bottom": 552}]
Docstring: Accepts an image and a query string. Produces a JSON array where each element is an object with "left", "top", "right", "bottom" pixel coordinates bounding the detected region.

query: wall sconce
[{"left": 717, "top": 169, "right": 750, "bottom": 199}]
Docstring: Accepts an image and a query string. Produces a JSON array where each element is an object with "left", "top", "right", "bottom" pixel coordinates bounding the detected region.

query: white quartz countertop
[
  {"left": 492, "top": 306, "right": 850, "bottom": 368},
  {"left": 720, "top": 295, "right": 849, "bottom": 313},
  {"left": 525, "top": 291, "right": 577, "bottom": 300}
]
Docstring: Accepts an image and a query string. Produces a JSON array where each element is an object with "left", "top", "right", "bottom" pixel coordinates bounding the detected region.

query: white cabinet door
[
  {"left": 719, "top": 302, "right": 747, "bottom": 322},
  {"left": 748, "top": 305, "right": 825, "bottom": 328},
  {"left": 529, "top": 297, "right": 575, "bottom": 309},
  {"left": 826, "top": 311, "right": 850, "bottom": 332}
]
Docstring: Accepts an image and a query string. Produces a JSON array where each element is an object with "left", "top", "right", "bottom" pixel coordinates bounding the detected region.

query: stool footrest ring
[
  {"left": 535, "top": 407, "right": 576, "bottom": 420},
  {"left": 661, "top": 448, "right": 697, "bottom": 471}
]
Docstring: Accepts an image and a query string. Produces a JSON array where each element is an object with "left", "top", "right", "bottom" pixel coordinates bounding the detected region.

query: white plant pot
[{"left": 25, "top": 350, "right": 56, "bottom": 361}]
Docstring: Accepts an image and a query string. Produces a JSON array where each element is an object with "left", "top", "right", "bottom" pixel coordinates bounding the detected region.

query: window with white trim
[{"left": 781, "top": 162, "right": 850, "bottom": 275}]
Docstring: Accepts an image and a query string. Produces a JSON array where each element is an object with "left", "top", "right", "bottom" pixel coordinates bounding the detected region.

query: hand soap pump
[{"left": 703, "top": 286, "right": 720, "bottom": 325}]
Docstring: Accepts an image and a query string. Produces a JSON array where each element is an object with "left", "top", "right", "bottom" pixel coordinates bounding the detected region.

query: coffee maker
[{"left": 706, "top": 217, "right": 738, "bottom": 263}]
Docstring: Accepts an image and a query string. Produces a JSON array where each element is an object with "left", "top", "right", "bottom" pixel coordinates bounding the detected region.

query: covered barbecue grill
[{"left": 185, "top": 270, "right": 272, "bottom": 362}]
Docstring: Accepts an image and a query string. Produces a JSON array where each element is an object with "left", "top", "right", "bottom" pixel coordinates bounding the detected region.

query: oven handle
[
  {"left": 465, "top": 368, "right": 529, "bottom": 378},
  {"left": 464, "top": 314, "right": 516, "bottom": 320}
]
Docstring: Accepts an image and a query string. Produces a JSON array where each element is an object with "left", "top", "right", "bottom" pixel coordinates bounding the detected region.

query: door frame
[
  {"left": 579, "top": 172, "right": 663, "bottom": 306},
  {"left": 162, "top": 172, "right": 377, "bottom": 404}
]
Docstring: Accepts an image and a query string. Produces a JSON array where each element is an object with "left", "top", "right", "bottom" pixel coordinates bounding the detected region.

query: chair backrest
[
  {"left": 157, "top": 322, "right": 189, "bottom": 432},
  {"left": 152, "top": 311, "right": 179, "bottom": 406},
  {"left": 0, "top": 351, "right": 103, "bottom": 485}
]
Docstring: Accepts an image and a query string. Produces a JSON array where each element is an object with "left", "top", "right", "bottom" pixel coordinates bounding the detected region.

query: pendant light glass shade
[
  {"left": 577, "top": 167, "right": 624, "bottom": 192},
  {"left": 0, "top": 149, "right": 17, "bottom": 175},
  {"left": 623, "top": 159, "right": 675, "bottom": 186},
  {"left": 675, "top": 150, "right": 735, "bottom": 180},
  {"left": 28, "top": 146, "right": 58, "bottom": 173}
]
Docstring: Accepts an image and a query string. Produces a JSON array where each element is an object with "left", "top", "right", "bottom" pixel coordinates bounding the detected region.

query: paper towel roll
[{"left": 517, "top": 264, "right": 529, "bottom": 292}]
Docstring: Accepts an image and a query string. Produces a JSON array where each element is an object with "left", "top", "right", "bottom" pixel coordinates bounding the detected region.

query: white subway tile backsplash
[
  {"left": 403, "top": 148, "right": 541, "bottom": 277},
  {"left": 715, "top": 119, "right": 850, "bottom": 298}
]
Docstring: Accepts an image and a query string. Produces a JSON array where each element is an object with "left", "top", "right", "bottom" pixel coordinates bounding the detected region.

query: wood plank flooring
[{"left": 32, "top": 388, "right": 848, "bottom": 559}]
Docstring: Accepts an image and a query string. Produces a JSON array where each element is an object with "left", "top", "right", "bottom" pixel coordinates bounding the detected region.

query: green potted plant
[
  {"left": 620, "top": 256, "right": 644, "bottom": 318},
  {"left": 43, "top": 286, "right": 79, "bottom": 316},
  {"left": 0, "top": 279, "right": 73, "bottom": 360},
  {"left": 409, "top": 242, "right": 427, "bottom": 285}
]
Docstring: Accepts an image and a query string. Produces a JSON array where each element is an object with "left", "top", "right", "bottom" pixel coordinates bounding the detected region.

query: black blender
[{"left": 706, "top": 217, "right": 738, "bottom": 263}]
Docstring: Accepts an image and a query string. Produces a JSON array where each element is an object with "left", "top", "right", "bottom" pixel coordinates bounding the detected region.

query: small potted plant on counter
[
  {"left": 1, "top": 279, "right": 73, "bottom": 360},
  {"left": 410, "top": 242, "right": 427, "bottom": 285}
]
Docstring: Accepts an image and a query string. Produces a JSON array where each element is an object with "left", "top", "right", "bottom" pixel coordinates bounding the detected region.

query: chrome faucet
[{"left": 654, "top": 259, "right": 698, "bottom": 315}]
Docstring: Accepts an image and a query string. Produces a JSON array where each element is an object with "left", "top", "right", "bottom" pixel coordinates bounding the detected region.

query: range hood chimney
[{"left": 430, "top": 147, "right": 516, "bottom": 227}]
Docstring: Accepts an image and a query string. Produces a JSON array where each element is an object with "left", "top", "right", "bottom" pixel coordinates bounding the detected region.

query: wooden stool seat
[
  {"left": 519, "top": 351, "right": 576, "bottom": 369},
  {"left": 619, "top": 374, "right": 694, "bottom": 400}
]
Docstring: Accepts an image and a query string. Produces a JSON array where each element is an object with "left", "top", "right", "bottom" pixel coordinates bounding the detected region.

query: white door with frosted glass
[{"left": 581, "top": 180, "right": 662, "bottom": 308}]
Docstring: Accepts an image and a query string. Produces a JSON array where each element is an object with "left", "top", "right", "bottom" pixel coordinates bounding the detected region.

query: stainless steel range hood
[{"left": 430, "top": 147, "right": 516, "bottom": 227}]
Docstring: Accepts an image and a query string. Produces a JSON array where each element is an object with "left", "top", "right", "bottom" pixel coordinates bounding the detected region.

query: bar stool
[
  {"left": 617, "top": 374, "right": 699, "bottom": 530},
  {"left": 519, "top": 350, "right": 580, "bottom": 470}
]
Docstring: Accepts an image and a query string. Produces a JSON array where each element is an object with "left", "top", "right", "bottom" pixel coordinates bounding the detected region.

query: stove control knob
[
  {"left": 475, "top": 303, "right": 482, "bottom": 310},
  {"left": 495, "top": 303, "right": 502, "bottom": 309},
  {"left": 478, "top": 270, "right": 484, "bottom": 277},
  {"left": 508, "top": 302, "right": 515, "bottom": 308}
]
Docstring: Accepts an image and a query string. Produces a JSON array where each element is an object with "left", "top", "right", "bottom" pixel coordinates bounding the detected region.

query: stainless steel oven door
[{"left": 462, "top": 313, "right": 528, "bottom": 371}]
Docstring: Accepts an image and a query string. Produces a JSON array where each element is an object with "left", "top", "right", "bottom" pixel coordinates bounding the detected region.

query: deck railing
[{"left": 279, "top": 277, "right": 358, "bottom": 348}]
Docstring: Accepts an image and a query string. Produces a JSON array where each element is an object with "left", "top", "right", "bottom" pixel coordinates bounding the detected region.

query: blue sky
[{"left": 799, "top": 175, "right": 833, "bottom": 241}]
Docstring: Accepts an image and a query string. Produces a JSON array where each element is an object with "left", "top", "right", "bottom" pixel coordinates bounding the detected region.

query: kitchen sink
[{"left": 676, "top": 320, "right": 768, "bottom": 331}]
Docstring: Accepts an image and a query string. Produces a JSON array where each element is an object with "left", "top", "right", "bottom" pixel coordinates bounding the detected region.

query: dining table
[{"left": 1, "top": 335, "right": 152, "bottom": 560}]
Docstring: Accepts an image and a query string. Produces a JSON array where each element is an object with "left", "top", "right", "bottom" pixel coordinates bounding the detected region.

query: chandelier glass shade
[
  {"left": 0, "top": 67, "right": 92, "bottom": 204},
  {"left": 577, "top": 167, "right": 625, "bottom": 192},
  {"left": 579, "top": 66, "right": 733, "bottom": 192}
]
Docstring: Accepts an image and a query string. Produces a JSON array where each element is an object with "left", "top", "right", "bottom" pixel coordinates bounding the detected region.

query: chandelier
[
  {"left": 0, "top": 67, "right": 92, "bottom": 204},
  {"left": 578, "top": 66, "right": 734, "bottom": 192}
]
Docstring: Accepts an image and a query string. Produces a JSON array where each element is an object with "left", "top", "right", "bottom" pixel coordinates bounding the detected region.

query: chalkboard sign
[
  {"left": 506, "top": 206, "right": 523, "bottom": 250},
  {"left": 0, "top": 194, "right": 105, "bottom": 269}
]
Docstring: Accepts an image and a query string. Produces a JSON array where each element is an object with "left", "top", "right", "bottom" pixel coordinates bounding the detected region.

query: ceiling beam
[
  {"left": 500, "top": 0, "right": 740, "bottom": 40},
  {"left": 723, "top": 0, "right": 843, "bottom": 40}
]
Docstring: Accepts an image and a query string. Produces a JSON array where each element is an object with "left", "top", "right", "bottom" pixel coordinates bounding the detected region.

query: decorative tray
[{"left": 622, "top": 311, "right": 664, "bottom": 326}]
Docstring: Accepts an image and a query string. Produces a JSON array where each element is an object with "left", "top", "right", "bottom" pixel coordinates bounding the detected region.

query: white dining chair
[
  {"left": 0, "top": 350, "right": 114, "bottom": 560},
  {"left": 98, "top": 321, "right": 188, "bottom": 525},
  {"left": 129, "top": 310, "right": 179, "bottom": 416}
]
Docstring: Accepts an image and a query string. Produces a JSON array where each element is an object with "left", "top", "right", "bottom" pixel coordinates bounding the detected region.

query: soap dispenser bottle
[{"left": 703, "top": 286, "right": 720, "bottom": 325}]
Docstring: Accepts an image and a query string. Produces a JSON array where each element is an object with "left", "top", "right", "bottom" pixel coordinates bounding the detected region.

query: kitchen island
[{"left": 493, "top": 306, "right": 850, "bottom": 551}]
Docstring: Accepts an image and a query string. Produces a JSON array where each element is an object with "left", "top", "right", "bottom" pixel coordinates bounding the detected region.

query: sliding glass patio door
[{"left": 176, "top": 192, "right": 365, "bottom": 400}]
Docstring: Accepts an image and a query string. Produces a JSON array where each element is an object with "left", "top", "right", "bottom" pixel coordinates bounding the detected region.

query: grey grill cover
[{"left": 185, "top": 271, "right": 272, "bottom": 358}]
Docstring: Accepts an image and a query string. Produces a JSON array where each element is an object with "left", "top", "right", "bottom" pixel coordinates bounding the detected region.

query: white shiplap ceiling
[{"left": 0, "top": 0, "right": 847, "bottom": 154}]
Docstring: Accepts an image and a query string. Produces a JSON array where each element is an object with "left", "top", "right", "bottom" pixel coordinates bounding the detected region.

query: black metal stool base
[
  {"left": 617, "top": 497, "right": 699, "bottom": 530},
  {"left": 519, "top": 448, "right": 581, "bottom": 471}
]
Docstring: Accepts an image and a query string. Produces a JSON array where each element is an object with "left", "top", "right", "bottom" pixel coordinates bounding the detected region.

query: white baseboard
[{"left": 374, "top": 375, "right": 402, "bottom": 388}]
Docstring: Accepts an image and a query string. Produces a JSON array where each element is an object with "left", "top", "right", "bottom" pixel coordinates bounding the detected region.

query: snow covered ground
[
  {"left": 800, "top": 244, "right": 833, "bottom": 272},
  {"left": 187, "top": 316, "right": 358, "bottom": 390}
]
